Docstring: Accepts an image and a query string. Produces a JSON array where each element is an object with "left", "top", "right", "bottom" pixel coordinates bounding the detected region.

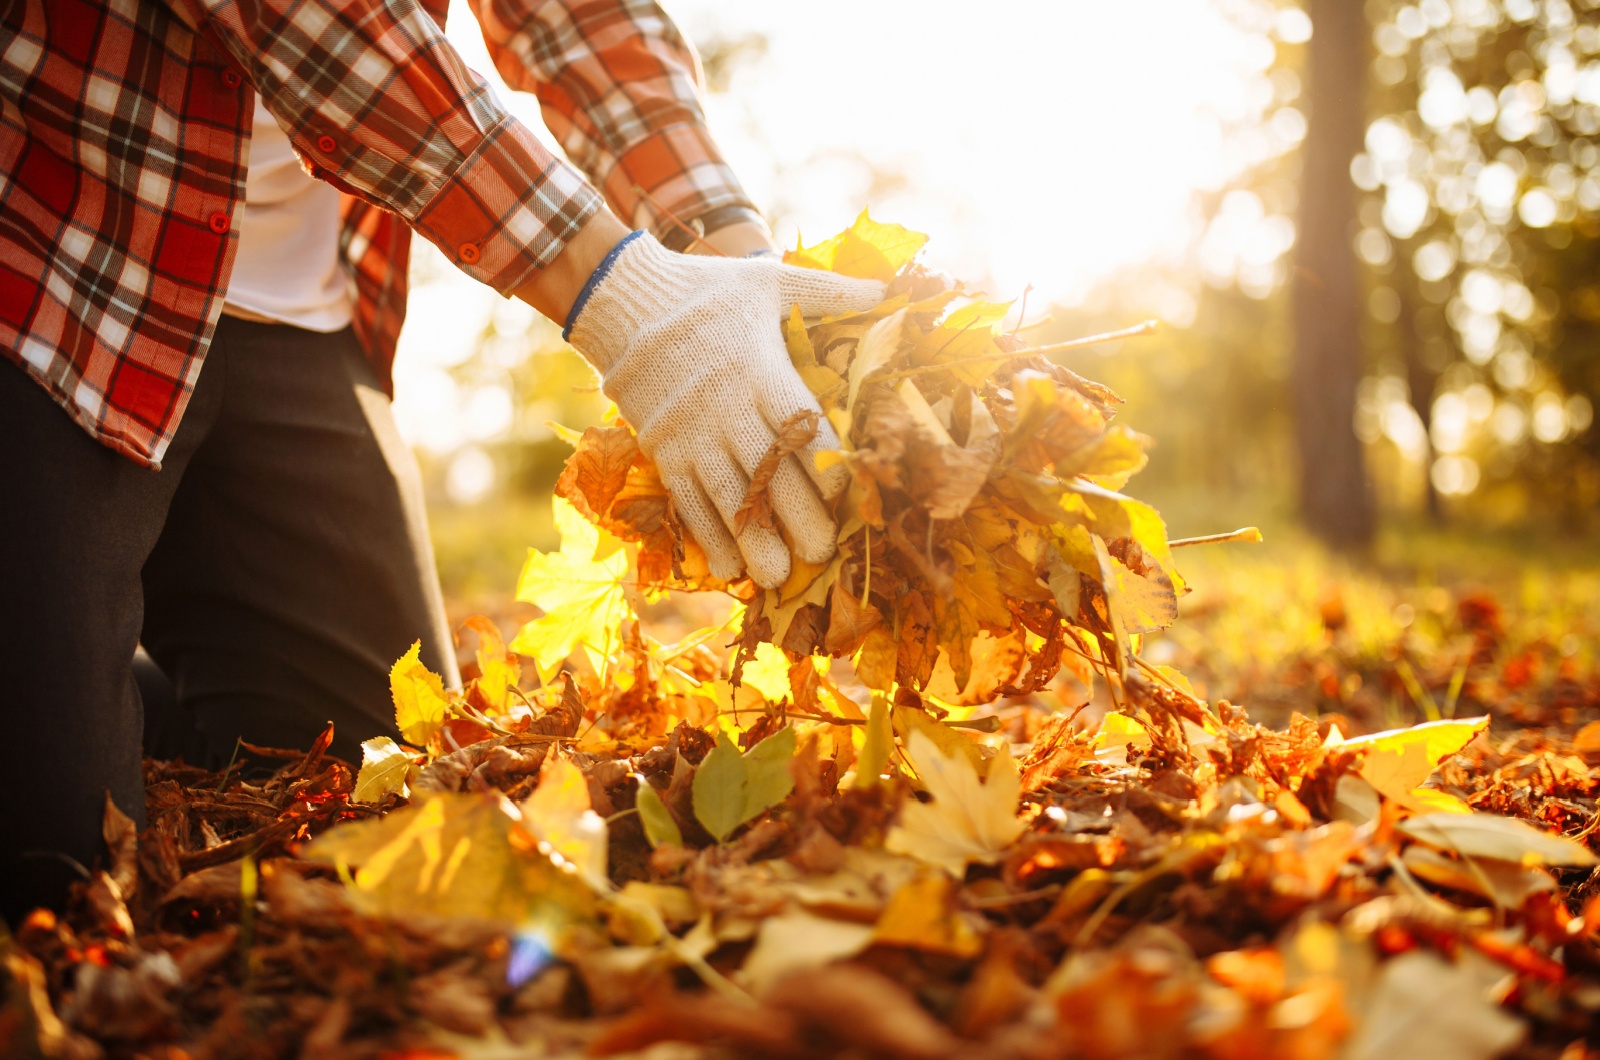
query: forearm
[
  {"left": 467, "top": 0, "right": 762, "bottom": 245},
  {"left": 172, "top": 0, "right": 603, "bottom": 300}
]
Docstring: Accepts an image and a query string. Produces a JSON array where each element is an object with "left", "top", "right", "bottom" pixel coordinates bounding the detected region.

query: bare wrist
[
  {"left": 691, "top": 220, "right": 777, "bottom": 258},
  {"left": 512, "top": 211, "right": 632, "bottom": 323}
]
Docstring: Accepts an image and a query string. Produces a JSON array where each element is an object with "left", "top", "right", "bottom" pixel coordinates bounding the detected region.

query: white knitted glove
[{"left": 566, "top": 232, "right": 885, "bottom": 587}]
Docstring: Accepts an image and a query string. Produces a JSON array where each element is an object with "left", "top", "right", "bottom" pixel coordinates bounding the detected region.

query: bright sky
[
  {"left": 665, "top": 0, "right": 1279, "bottom": 297},
  {"left": 395, "top": 0, "right": 1299, "bottom": 469}
]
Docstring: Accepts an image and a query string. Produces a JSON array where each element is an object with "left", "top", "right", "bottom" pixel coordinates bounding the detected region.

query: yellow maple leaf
[
  {"left": 510, "top": 497, "right": 631, "bottom": 680},
  {"left": 305, "top": 792, "right": 595, "bottom": 926},
  {"left": 390, "top": 640, "right": 448, "bottom": 747},
  {"left": 785, "top": 209, "right": 928, "bottom": 282},
  {"left": 913, "top": 299, "right": 1012, "bottom": 384},
  {"left": 1093, "top": 711, "right": 1152, "bottom": 765},
  {"left": 518, "top": 756, "right": 608, "bottom": 889},
  {"left": 886, "top": 730, "right": 1026, "bottom": 876},
  {"left": 462, "top": 615, "right": 517, "bottom": 715},
  {"left": 352, "top": 737, "right": 412, "bottom": 804},
  {"left": 739, "top": 642, "right": 793, "bottom": 705},
  {"left": 874, "top": 874, "right": 983, "bottom": 958},
  {"left": 1331, "top": 716, "right": 1488, "bottom": 809},
  {"left": 763, "top": 554, "right": 841, "bottom": 650}
]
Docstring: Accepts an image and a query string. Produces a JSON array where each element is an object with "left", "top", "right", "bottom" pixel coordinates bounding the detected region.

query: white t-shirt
[{"left": 222, "top": 99, "right": 353, "bottom": 331}]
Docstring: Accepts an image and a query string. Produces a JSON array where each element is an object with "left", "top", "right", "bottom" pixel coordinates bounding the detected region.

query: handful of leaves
[{"left": 558, "top": 212, "right": 1185, "bottom": 704}]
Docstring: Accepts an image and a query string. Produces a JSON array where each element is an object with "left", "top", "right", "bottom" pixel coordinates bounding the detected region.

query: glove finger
[
  {"left": 774, "top": 265, "right": 887, "bottom": 319},
  {"left": 768, "top": 459, "right": 839, "bottom": 565},
  {"left": 727, "top": 404, "right": 837, "bottom": 561},
  {"left": 660, "top": 465, "right": 744, "bottom": 583},
  {"left": 696, "top": 446, "right": 793, "bottom": 589},
  {"left": 760, "top": 374, "right": 851, "bottom": 501}
]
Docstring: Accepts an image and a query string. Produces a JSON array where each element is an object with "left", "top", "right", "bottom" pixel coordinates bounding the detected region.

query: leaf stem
[
  {"left": 878, "top": 319, "right": 1159, "bottom": 383},
  {"left": 216, "top": 737, "right": 244, "bottom": 794},
  {"left": 861, "top": 529, "right": 872, "bottom": 607},
  {"left": 1168, "top": 527, "right": 1264, "bottom": 549},
  {"left": 629, "top": 184, "right": 727, "bottom": 257}
]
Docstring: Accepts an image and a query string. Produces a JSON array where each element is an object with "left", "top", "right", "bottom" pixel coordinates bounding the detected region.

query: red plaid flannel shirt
[{"left": 0, "top": 0, "right": 756, "bottom": 468}]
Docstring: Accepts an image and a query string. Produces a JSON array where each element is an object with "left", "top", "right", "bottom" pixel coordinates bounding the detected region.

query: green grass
[
  {"left": 429, "top": 493, "right": 558, "bottom": 613},
  {"left": 1147, "top": 502, "right": 1600, "bottom": 729}
]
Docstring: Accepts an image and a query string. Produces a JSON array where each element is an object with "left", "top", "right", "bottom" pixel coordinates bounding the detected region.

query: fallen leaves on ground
[{"left": 8, "top": 215, "right": 1600, "bottom": 1060}]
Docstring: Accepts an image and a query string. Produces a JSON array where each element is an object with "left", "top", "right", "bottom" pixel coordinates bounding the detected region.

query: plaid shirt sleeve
[
  {"left": 464, "top": 0, "right": 762, "bottom": 241},
  {"left": 170, "top": 0, "right": 604, "bottom": 297}
]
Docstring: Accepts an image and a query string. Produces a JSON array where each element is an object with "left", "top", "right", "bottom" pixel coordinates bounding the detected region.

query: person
[{"left": 0, "top": 0, "right": 883, "bottom": 923}]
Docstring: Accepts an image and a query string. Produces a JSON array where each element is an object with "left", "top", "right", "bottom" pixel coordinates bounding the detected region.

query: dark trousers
[{"left": 0, "top": 317, "right": 458, "bottom": 922}]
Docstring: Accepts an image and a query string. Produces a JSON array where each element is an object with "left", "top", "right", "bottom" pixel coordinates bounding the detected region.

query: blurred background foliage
[{"left": 401, "top": 0, "right": 1600, "bottom": 608}]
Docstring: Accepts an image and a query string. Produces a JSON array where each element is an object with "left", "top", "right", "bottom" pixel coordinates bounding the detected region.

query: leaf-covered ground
[{"left": 6, "top": 218, "right": 1600, "bottom": 1060}]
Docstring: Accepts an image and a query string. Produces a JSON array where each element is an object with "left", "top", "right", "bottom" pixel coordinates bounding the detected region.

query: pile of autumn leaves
[{"left": 549, "top": 212, "right": 1183, "bottom": 706}]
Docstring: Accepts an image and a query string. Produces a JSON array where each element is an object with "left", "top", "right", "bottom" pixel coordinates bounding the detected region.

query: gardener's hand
[{"left": 560, "top": 230, "right": 884, "bottom": 587}]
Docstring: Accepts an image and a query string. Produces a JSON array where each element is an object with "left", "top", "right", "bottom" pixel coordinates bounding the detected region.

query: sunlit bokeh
[
  {"left": 393, "top": 0, "right": 1309, "bottom": 468},
  {"left": 1348, "top": 0, "right": 1600, "bottom": 515}
]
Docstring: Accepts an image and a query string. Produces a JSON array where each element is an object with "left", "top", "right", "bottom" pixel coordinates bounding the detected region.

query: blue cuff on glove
[{"left": 562, "top": 230, "right": 646, "bottom": 341}]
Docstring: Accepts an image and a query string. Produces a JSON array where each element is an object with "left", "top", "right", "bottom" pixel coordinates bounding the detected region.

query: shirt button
[
  {"left": 316, "top": 134, "right": 338, "bottom": 154},
  {"left": 221, "top": 69, "right": 242, "bottom": 88},
  {"left": 459, "top": 243, "right": 481, "bottom": 264},
  {"left": 209, "top": 212, "right": 231, "bottom": 234}
]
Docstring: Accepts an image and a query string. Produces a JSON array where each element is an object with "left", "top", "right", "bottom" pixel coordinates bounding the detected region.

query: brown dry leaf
[
  {"left": 824, "top": 583, "right": 883, "bottom": 656},
  {"left": 1048, "top": 932, "right": 1203, "bottom": 1060},
  {"left": 588, "top": 992, "right": 805, "bottom": 1057},
  {"left": 1341, "top": 951, "right": 1524, "bottom": 1060},
  {"left": 739, "top": 910, "right": 876, "bottom": 996},
  {"left": 734, "top": 409, "right": 821, "bottom": 535},
  {"left": 855, "top": 624, "right": 899, "bottom": 691},
  {"left": 767, "top": 964, "right": 960, "bottom": 1060},
  {"left": 1398, "top": 811, "right": 1599, "bottom": 867},
  {"left": 1399, "top": 845, "right": 1557, "bottom": 909},
  {"left": 408, "top": 967, "right": 497, "bottom": 1037},
  {"left": 1018, "top": 710, "right": 1091, "bottom": 794},
  {"left": 1, "top": 948, "right": 102, "bottom": 1060},
  {"left": 895, "top": 589, "right": 939, "bottom": 689},
  {"left": 899, "top": 383, "right": 1000, "bottom": 520},
  {"left": 554, "top": 424, "right": 639, "bottom": 521}
]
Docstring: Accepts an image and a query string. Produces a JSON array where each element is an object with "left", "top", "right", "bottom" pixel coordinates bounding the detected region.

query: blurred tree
[
  {"left": 1357, "top": 0, "right": 1600, "bottom": 526},
  {"left": 1293, "top": 0, "right": 1378, "bottom": 546}
]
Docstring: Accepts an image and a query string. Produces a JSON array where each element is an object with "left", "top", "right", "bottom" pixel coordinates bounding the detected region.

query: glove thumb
[{"left": 775, "top": 265, "right": 886, "bottom": 319}]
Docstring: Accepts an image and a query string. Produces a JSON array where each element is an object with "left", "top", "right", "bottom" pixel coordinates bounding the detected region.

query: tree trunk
[
  {"left": 1396, "top": 270, "right": 1443, "bottom": 520},
  {"left": 1291, "top": 0, "right": 1375, "bottom": 548}
]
